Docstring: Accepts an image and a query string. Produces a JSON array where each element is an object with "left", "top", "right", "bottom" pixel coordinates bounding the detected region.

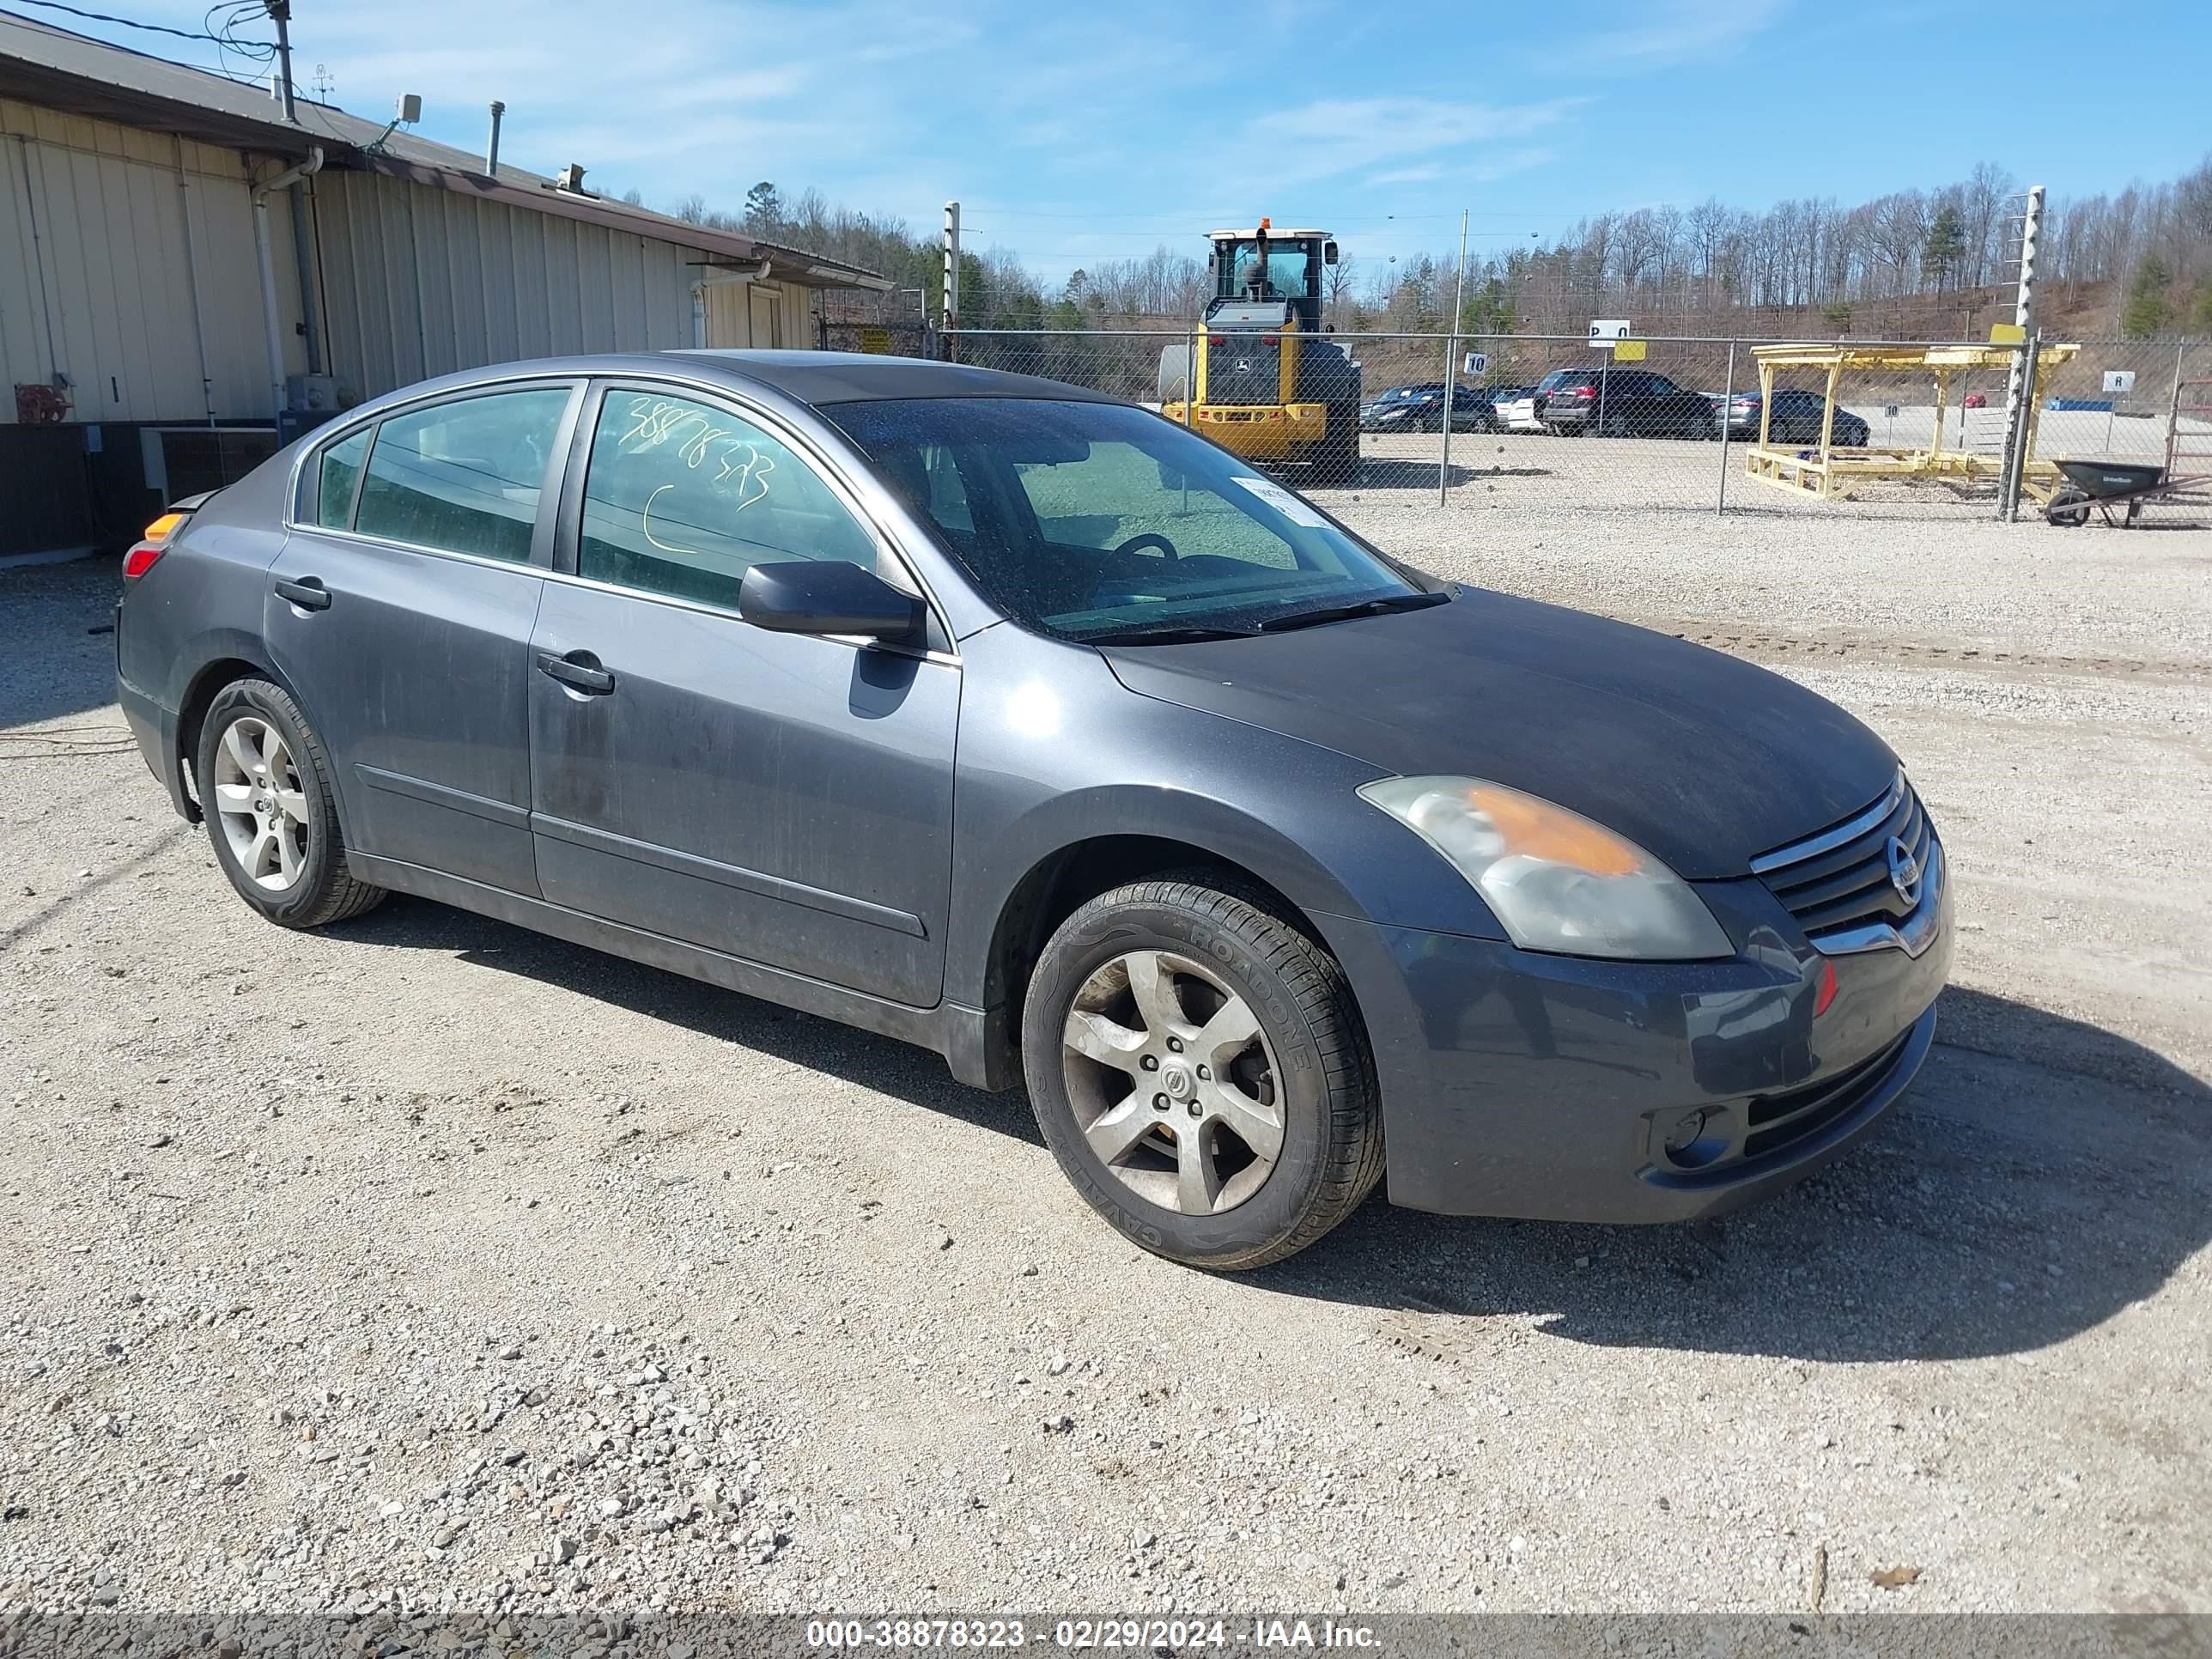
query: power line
[{"left": 6, "top": 0, "right": 274, "bottom": 53}]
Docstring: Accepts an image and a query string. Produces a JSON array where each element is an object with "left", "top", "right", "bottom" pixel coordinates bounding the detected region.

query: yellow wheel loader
[{"left": 1159, "top": 221, "right": 1359, "bottom": 483}]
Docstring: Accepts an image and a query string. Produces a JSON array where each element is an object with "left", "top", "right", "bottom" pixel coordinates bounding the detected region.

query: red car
[{"left": 1964, "top": 392, "right": 1988, "bottom": 408}]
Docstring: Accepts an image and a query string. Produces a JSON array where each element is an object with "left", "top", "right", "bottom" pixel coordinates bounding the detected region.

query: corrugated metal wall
[
  {"left": 703, "top": 276, "right": 811, "bottom": 351},
  {"left": 3, "top": 96, "right": 830, "bottom": 430},
  {"left": 1, "top": 97, "right": 305, "bottom": 422},
  {"left": 312, "top": 171, "right": 815, "bottom": 403}
]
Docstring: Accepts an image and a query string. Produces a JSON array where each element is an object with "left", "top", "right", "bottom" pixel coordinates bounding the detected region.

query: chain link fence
[{"left": 938, "top": 328, "right": 2210, "bottom": 525}]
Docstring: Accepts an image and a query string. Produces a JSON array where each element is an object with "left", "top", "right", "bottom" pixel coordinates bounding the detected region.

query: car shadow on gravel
[
  {"left": 325, "top": 899, "right": 2207, "bottom": 1362},
  {"left": 1249, "top": 985, "right": 2211, "bottom": 1364},
  {"left": 331, "top": 895, "right": 1045, "bottom": 1146},
  {"left": 1323, "top": 460, "right": 1520, "bottom": 490}
]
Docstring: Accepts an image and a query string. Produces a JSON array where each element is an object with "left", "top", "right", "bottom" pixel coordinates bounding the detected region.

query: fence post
[
  {"left": 1183, "top": 327, "right": 1195, "bottom": 428},
  {"left": 2168, "top": 337, "right": 2189, "bottom": 473},
  {"left": 1437, "top": 331, "right": 1458, "bottom": 505},
  {"left": 1999, "top": 335, "right": 2042, "bottom": 522},
  {"left": 1716, "top": 340, "right": 1736, "bottom": 517}
]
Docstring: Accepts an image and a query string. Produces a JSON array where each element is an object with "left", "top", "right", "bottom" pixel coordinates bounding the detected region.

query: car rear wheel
[
  {"left": 197, "top": 678, "right": 386, "bottom": 929},
  {"left": 1021, "top": 876, "right": 1383, "bottom": 1270}
]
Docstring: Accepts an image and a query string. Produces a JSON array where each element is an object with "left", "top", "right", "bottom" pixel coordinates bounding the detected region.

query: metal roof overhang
[
  {"left": 356, "top": 154, "right": 889, "bottom": 290},
  {"left": 0, "top": 14, "right": 894, "bottom": 294},
  {"left": 0, "top": 51, "right": 314, "bottom": 153}
]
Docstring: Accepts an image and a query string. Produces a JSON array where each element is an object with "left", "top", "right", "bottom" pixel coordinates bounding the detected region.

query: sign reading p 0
[{"left": 1588, "top": 319, "right": 1632, "bottom": 347}]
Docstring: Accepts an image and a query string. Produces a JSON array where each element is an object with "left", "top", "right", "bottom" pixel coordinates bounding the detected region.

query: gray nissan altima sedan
[{"left": 114, "top": 350, "right": 1951, "bottom": 1268}]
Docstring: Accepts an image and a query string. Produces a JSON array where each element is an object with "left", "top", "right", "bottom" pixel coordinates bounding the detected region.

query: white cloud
[
  {"left": 1251, "top": 96, "right": 1583, "bottom": 178},
  {"left": 1578, "top": 0, "right": 1788, "bottom": 69}
]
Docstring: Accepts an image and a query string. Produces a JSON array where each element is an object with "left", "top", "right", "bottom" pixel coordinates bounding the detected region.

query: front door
[
  {"left": 268, "top": 380, "right": 580, "bottom": 894},
  {"left": 527, "top": 383, "right": 957, "bottom": 1008}
]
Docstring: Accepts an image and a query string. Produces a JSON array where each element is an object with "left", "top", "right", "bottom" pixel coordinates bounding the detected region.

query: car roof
[{"left": 343, "top": 350, "right": 1130, "bottom": 415}]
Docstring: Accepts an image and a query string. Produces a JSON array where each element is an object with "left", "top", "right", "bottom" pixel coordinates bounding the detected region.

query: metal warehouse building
[{"left": 0, "top": 10, "right": 891, "bottom": 559}]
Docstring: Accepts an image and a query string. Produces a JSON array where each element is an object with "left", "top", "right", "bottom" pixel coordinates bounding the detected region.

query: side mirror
[
  {"left": 1323, "top": 240, "right": 1339, "bottom": 265},
  {"left": 738, "top": 561, "right": 925, "bottom": 643}
]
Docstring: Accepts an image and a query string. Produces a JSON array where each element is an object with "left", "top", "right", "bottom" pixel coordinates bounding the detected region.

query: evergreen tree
[
  {"left": 2123, "top": 255, "right": 2173, "bottom": 337},
  {"left": 743, "top": 181, "right": 783, "bottom": 233},
  {"left": 1921, "top": 204, "right": 1966, "bottom": 291}
]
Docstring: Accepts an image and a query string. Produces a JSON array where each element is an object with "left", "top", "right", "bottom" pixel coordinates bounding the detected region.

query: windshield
[
  {"left": 829, "top": 398, "right": 1429, "bottom": 643},
  {"left": 1212, "top": 240, "right": 1312, "bottom": 301}
]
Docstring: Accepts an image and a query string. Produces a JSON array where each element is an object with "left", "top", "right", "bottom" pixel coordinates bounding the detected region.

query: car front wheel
[
  {"left": 197, "top": 678, "right": 386, "bottom": 929},
  {"left": 1021, "top": 876, "right": 1384, "bottom": 1270}
]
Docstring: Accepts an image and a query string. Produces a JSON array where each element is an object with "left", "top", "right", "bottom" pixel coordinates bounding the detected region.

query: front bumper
[{"left": 1319, "top": 861, "right": 1953, "bottom": 1223}]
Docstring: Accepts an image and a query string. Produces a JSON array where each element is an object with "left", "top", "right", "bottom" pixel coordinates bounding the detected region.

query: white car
[{"left": 1494, "top": 392, "right": 1545, "bottom": 434}]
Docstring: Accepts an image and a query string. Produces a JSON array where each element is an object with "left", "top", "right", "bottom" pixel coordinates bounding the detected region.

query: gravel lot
[{"left": 3, "top": 477, "right": 2208, "bottom": 1620}]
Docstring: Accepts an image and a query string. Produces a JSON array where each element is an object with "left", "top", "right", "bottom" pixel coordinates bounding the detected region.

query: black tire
[
  {"left": 1021, "top": 875, "right": 1384, "bottom": 1271},
  {"left": 2045, "top": 488, "right": 2092, "bottom": 527},
  {"left": 1313, "top": 404, "right": 1359, "bottom": 486},
  {"left": 196, "top": 678, "right": 386, "bottom": 929}
]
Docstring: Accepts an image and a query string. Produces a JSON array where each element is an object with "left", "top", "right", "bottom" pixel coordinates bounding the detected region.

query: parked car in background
[
  {"left": 1492, "top": 386, "right": 1545, "bottom": 433},
  {"left": 1359, "top": 383, "right": 1497, "bottom": 433},
  {"left": 1719, "top": 387, "right": 1872, "bottom": 447},
  {"left": 113, "top": 350, "right": 1948, "bottom": 1271},
  {"left": 1534, "top": 367, "right": 1714, "bottom": 438}
]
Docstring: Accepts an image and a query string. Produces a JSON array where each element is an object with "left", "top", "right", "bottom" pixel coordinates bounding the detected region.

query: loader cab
[{"left": 1205, "top": 224, "right": 1335, "bottom": 337}]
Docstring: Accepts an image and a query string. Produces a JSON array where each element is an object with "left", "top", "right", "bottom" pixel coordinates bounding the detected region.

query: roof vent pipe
[{"left": 485, "top": 100, "right": 504, "bottom": 176}]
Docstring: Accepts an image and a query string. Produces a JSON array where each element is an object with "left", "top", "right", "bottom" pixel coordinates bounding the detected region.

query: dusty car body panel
[{"left": 117, "top": 350, "right": 1950, "bottom": 1230}]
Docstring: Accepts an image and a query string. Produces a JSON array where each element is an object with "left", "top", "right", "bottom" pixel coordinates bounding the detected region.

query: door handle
[
  {"left": 274, "top": 576, "right": 331, "bottom": 611},
  {"left": 538, "top": 651, "right": 614, "bottom": 696}
]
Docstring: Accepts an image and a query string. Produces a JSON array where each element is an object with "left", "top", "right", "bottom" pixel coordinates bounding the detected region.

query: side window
[
  {"left": 313, "top": 427, "right": 370, "bottom": 529},
  {"left": 578, "top": 390, "right": 878, "bottom": 607},
  {"left": 355, "top": 387, "right": 571, "bottom": 562}
]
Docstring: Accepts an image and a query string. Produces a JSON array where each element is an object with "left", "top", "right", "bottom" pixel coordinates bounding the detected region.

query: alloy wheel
[
  {"left": 210, "top": 715, "right": 309, "bottom": 891},
  {"left": 1060, "top": 949, "right": 1284, "bottom": 1216}
]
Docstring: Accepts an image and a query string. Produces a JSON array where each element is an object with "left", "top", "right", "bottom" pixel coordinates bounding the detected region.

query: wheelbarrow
[{"left": 2045, "top": 458, "right": 2206, "bottom": 526}]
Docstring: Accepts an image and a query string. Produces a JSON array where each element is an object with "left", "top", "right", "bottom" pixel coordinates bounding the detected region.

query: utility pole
[
  {"left": 1996, "top": 183, "right": 2045, "bottom": 521},
  {"left": 264, "top": 0, "right": 296, "bottom": 123},
  {"left": 941, "top": 201, "right": 961, "bottom": 354},
  {"left": 1439, "top": 207, "right": 1468, "bottom": 505}
]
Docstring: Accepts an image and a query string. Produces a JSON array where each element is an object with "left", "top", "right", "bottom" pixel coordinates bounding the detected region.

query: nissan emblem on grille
[{"left": 1886, "top": 835, "right": 1923, "bottom": 906}]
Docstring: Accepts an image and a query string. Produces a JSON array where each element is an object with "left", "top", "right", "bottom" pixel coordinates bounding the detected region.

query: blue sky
[{"left": 44, "top": 0, "right": 2212, "bottom": 284}]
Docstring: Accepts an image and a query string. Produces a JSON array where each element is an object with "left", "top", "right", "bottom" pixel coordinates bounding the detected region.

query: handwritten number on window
[{"left": 618, "top": 397, "right": 776, "bottom": 556}]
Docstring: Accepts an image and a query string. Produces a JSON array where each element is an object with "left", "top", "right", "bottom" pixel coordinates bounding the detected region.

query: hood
[{"left": 1099, "top": 587, "right": 1896, "bottom": 880}]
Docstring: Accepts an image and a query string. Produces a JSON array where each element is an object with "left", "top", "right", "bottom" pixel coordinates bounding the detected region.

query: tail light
[
  {"left": 1208, "top": 335, "right": 1227, "bottom": 347},
  {"left": 1572, "top": 385, "right": 1596, "bottom": 399},
  {"left": 122, "top": 510, "right": 187, "bottom": 580},
  {"left": 1260, "top": 334, "right": 1279, "bottom": 345}
]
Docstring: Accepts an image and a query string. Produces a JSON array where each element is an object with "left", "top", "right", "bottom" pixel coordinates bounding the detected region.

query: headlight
[{"left": 1358, "top": 776, "right": 1733, "bottom": 961}]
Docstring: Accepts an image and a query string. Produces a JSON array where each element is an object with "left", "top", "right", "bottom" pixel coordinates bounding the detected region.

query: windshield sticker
[{"left": 1227, "top": 474, "right": 1328, "bottom": 529}]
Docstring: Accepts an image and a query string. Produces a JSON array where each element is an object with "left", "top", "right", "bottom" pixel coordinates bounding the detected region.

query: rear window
[
  {"left": 355, "top": 387, "right": 572, "bottom": 563},
  {"left": 1539, "top": 370, "right": 1590, "bottom": 391}
]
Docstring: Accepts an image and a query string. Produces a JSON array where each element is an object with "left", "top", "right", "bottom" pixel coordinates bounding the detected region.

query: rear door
[
  {"left": 270, "top": 379, "right": 582, "bottom": 894},
  {"left": 526, "top": 380, "right": 958, "bottom": 1007}
]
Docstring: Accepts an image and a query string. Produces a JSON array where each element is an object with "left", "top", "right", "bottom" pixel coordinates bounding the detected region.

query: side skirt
[{"left": 348, "top": 852, "right": 965, "bottom": 1062}]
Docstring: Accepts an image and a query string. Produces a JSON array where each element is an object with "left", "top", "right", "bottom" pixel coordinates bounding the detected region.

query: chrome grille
[{"left": 1751, "top": 774, "right": 1933, "bottom": 947}]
